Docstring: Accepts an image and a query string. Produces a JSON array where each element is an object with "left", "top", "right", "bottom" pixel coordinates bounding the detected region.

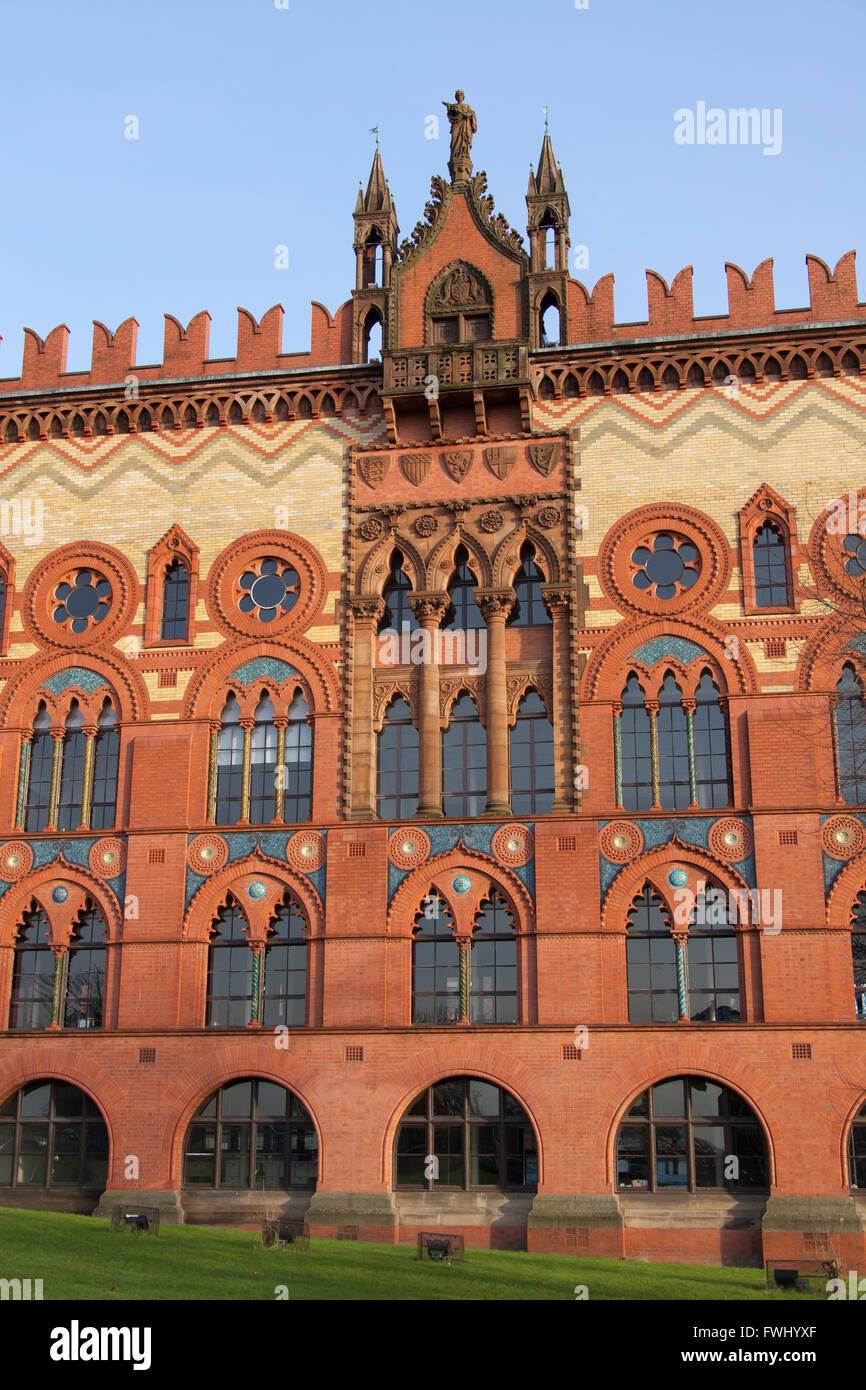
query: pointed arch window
[
  {"left": 442, "top": 693, "right": 486, "bottom": 817},
  {"left": 56, "top": 701, "right": 86, "bottom": 831},
  {"left": 616, "top": 670, "right": 731, "bottom": 811},
  {"left": 752, "top": 521, "right": 790, "bottom": 607},
  {"left": 540, "top": 290, "right": 561, "bottom": 346},
  {"left": 282, "top": 690, "right": 313, "bottom": 823},
  {"left": 626, "top": 885, "right": 678, "bottom": 1022},
  {"left": 377, "top": 695, "right": 419, "bottom": 820},
  {"left": 206, "top": 899, "right": 253, "bottom": 1027},
  {"left": 470, "top": 889, "right": 517, "bottom": 1023},
  {"left": 836, "top": 665, "right": 866, "bottom": 806},
  {"left": 443, "top": 547, "right": 484, "bottom": 631},
  {"left": 215, "top": 693, "right": 244, "bottom": 825},
  {"left": 248, "top": 692, "right": 278, "bottom": 824},
  {"left": 63, "top": 904, "right": 106, "bottom": 1029},
  {"left": 261, "top": 896, "right": 308, "bottom": 1027},
  {"left": 693, "top": 672, "right": 731, "bottom": 808},
  {"left": 24, "top": 704, "right": 54, "bottom": 832},
  {"left": 90, "top": 700, "right": 119, "bottom": 831},
  {"left": 206, "top": 893, "right": 308, "bottom": 1029},
  {"left": 378, "top": 552, "right": 418, "bottom": 635},
  {"left": 509, "top": 689, "right": 555, "bottom": 814},
  {"left": 619, "top": 675, "right": 652, "bottom": 812},
  {"left": 851, "top": 891, "right": 866, "bottom": 1020},
  {"left": 9, "top": 907, "right": 54, "bottom": 1029},
  {"left": 161, "top": 558, "right": 190, "bottom": 640},
  {"left": 11, "top": 901, "right": 106, "bottom": 1031},
  {"left": 657, "top": 673, "right": 691, "bottom": 810},
  {"left": 0, "top": 570, "right": 6, "bottom": 654},
  {"left": 412, "top": 893, "right": 460, "bottom": 1024},
  {"left": 508, "top": 542, "right": 551, "bottom": 628}
]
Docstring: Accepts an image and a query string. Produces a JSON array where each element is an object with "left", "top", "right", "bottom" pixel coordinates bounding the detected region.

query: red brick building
[{"left": 1, "top": 98, "right": 866, "bottom": 1266}]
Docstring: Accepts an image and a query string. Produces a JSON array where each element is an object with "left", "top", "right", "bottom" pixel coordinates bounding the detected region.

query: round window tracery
[
  {"left": 630, "top": 535, "right": 700, "bottom": 601},
  {"left": 237, "top": 558, "right": 300, "bottom": 623},
  {"left": 52, "top": 571, "right": 112, "bottom": 633},
  {"left": 842, "top": 533, "right": 866, "bottom": 579}
]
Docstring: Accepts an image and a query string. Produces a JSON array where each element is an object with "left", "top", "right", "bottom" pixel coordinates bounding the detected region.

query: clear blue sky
[{"left": 1, "top": 0, "right": 863, "bottom": 374}]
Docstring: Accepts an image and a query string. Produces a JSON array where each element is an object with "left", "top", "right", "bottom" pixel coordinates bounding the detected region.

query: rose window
[
  {"left": 52, "top": 570, "right": 112, "bottom": 633},
  {"left": 237, "top": 558, "right": 300, "bottom": 623},
  {"left": 842, "top": 534, "right": 866, "bottom": 578},
  {"left": 630, "top": 534, "right": 700, "bottom": 601}
]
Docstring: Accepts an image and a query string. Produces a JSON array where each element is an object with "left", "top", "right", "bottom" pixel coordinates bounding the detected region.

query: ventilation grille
[
  {"left": 138, "top": 1048, "right": 156, "bottom": 1064},
  {"left": 792, "top": 1043, "right": 812, "bottom": 1060},
  {"left": 778, "top": 830, "right": 798, "bottom": 846},
  {"left": 147, "top": 848, "right": 166, "bottom": 864},
  {"left": 338, "top": 1226, "right": 358, "bottom": 1241},
  {"left": 157, "top": 669, "right": 178, "bottom": 688},
  {"left": 557, "top": 836, "right": 577, "bottom": 852},
  {"left": 347, "top": 843, "right": 366, "bottom": 859},
  {"left": 565, "top": 1228, "right": 589, "bottom": 1250},
  {"left": 345, "top": 1046, "right": 364, "bottom": 1062},
  {"left": 763, "top": 638, "right": 787, "bottom": 660},
  {"left": 562, "top": 1044, "right": 582, "bottom": 1061}
]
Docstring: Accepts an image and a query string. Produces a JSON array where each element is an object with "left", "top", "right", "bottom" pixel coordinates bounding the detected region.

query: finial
[
  {"left": 369, "top": 124, "right": 380, "bottom": 149},
  {"left": 542, "top": 105, "right": 550, "bottom": 131}
]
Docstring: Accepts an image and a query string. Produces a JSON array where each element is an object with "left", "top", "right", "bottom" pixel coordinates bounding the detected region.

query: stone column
[
  {"left": 349, "top": 595, "right": 385, "bottom": 820},
  {"left": 238, "top": 719, "right": 254, "bottom": 824},
  {"left": 14, "top": 733, "right": 32, "bottom": 831},
  {"left": 78, "top": 727, "right": 98, "bottom": 830},
  {"left": 476, "top": 588, "right": 514, "bottom": 817},
  {"left": 408, "top": 593, "right": 448, "bottom": 819},
  {"left": 541, "top": 584, "right": 573, "bottom": 812},
  {"left": 672, "top": 930, "right": 689, "bottom": 1021},
  {"left": 46, "top": 730, "right": 65, "bottom": 832},
  {"left": 206, "top": 721, "right": 220, "bottom": 824},
  {"left": 47, "top": 946, "right": 66, "bottom": 1030},
  {"left": 646, "top": 699, "right": 660, "bottom": 809},
  {"left": 682, "top": 697, "right": 698, "bottom": 809}
]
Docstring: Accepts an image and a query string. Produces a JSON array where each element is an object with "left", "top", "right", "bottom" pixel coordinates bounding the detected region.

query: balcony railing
[{"left": 383, "top": 342, "right": 529, "bottom": 395}]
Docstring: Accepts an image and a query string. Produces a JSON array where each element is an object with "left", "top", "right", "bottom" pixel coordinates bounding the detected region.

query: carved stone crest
[
  {"left": 528, "top": 441, "right": 559, "bottom": 477},
  {"left": 434, "top": 264, "right": 488, "bottom": 310},
  {"left": 485, "top": 446, "right": 517, "bottom": 480},
  {"left": 442, "top": 449, "right": 474, "bottom": 483},
  {"left": 401, "top": 452, "right": 432, "bottom": 487},
  {"left": 358, "top": 454, "right": 389, "bottom": 490}
]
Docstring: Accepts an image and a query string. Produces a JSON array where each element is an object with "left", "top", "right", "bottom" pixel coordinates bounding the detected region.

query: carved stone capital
[
  {"left": 349, "top": 594, "right": 386, "bottom": 625},
  {"left": 408, "top": 592, "right": 449, "bottom": 625},
  {"left": 541, "top": 583, "right": 571, "bottom": 617},
  {"left": 475, "top": 587, "right": 516, "bottom": 621}
]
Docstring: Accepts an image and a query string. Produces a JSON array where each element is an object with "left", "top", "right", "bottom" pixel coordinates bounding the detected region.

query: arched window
[
  {"left": 412, "top": 893, "right": 459, "bottom": 1024},
  {"left": 9, "top": 907, "right": 54, "bottom": 1029},
  {"left": 836, "top": 665, "right": 866, "bottom": 806},
  {"left": 752, "top": 522, "right": 790, "bottom": 607},
  {"left": 848, "top": 1100, "right": 866, "bottom": 1187},
  {"left": 509, "top": 690, "right": 554, "bottom": 814},
  {"left": 442, "top": 693, "right": 486, "bottom": 817},
  {"left": 56, "top": 701, "right": 86, "bottom": 831},
  {"left": 443, "top": 547, "right": 484, "bottom": 631},
  {"left": 215, "top": 693, "right": 244, "bottom": 825},
  {"left": 851, "top": 891, "right": 866, "bottom": 1020},
  {"left": 362, "top": 308, "right": 383, "bottom": 364},
  {"left": 161, "top": 558, "right": 189, "bottom": 640},
  {"left": 687, "top": 886, "right": 741, "bottom": 1022},
  {"left": 540, "top": 290, "right": 560, "bottom": 346},
  {"left": 261, "top": 896, "right": 307, "bottom": 1027},
  {"left": 626, "top": 885, "right": 677, "bottom": 1023},
  {"left": 378, "top": 552, "right": 418, "bottom": 636},
  {"left": 25, "top": 703, "right": 54, "bottom": 832},
  {"left": 64, "top": 904, "right": 106, "bottom": 1030},
  {"left": 90, "top": 700, "right": 119, "bottom": 831},
  {"left": 657, "top": 673, "right": 691, "bottom": 810},
  {"left": 620, "top": 674, "right": 652, "bottom": 812},
  {"left": 0, "top": 1081, "right": 108, "bottom": 1191},
  {"left": 362, "top": 230, "right": 383, "bottom": 288},
  {"left": 283, "top": 690, "right": 313, "bottom": 823},
  {"left": 470, "top": 889, "right": 517, "bottom": 1023},
  {"left": 616, "top": 1076, "right": 769, "bottom": 1192},
  {"left": 0, "top": 570, "right": 6, "bottom": 653},
  {"left": 248, "top": 692, "right": 277, "bottom": 824},
  {"left": 377, "top": 695, "right": 419, "bottom": 820},
  {"left": 394, "top": 1077, "right": 537, "bottom": 1190},
  {"left": 508, "top": 542, "right": 551, "bottom": 628},
  {"left": 206, "top": 898, "right": 252, "bottom": 1027},
  {"left": 183, "top": 1079, "right": 317, "bottom": 1189},
  {"left": 693, "top": 672, "right": 731, "bottom": 808}
]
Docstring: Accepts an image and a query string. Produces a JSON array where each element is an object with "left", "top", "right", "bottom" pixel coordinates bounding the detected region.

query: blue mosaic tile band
[
  {"left": 387, "top": 823, "right": 535, "bottom": 905},
  {"left": 820, "top": 812, "right": 866, "bottom": 893},
  {"left": 629, "top": 637, "right": 709, "bottom": 667},
  {"left": 184, "top": 829, "right": 326, "bottom": 908},
  {"left": 598, "top": 817, "right": 756, "bottom": 895},
  {"left": 0, "top": 836, "right": 125, "bottom": 902},
  {"left": 229, "top": 659, "right": 299, "bottom": 686},
  {"left": 848, "top": 634, "right": 866, "bottom": 655},
  {"left": 41, "top": 668, "right": 110, "bottom": 695}
]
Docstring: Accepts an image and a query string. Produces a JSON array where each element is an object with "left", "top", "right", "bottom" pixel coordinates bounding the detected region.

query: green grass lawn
[{"left": 0, "top": 1207, "right": 826, "bottom": 1301}]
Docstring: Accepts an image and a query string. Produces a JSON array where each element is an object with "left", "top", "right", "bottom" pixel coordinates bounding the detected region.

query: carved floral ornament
[{"left": 597, "top": 505, "right": 730, "bottom": 617}]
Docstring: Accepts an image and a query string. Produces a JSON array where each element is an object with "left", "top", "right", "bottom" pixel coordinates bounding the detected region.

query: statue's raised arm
[{"left": 443, "top": 89, "right": 477, "bottom": 181}]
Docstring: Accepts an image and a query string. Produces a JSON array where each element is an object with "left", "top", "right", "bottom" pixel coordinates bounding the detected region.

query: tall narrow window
[
  {"left": 443, "top": 547, "right": 484, "bottom": 631},
  {"left": 687, "top": 886, "right": 741, "bottom": 1022},
  {"left": 215, "top": 693, "right": 244, "bottom": 826},
  {"left": 0, "top": 572, "right": 6, "bottom": 652},
  {"left": 56, "top": 702, "right": 86, "bottom": 832},
  {"left": 63, "top": 905, "right": 106, "bottom": 1030},
  {"left": 509, "top": 690, "right": 555, "bottom": 814},
  {"left": 206, "top": 899, "right": 253, "bottom": 1027},
  {"left": 90, "top": 700, "right": 119, "bottom": 831},
  {"left": 656, "top": 673, "right": 690, "bottom": 810},
  {"left": 378, "top": 552, "right": 418, "bottom": 636},
  {"left": 283, "top": 690, "right": 313, "bottom": 822},
  {"left": 261, "top": 896, "right": 307, "bottom": 1028},
  {"left": 620, "top": 675, "right": 652, "bottom": 812},
  {"left": 693, "top": 671, "right": 730, "bottom": 808},
  {"left": 376, "top": 696, "right": 419, "bottom": 820},
  {"left": 470, "top": 890, "right": 517, "bottom": 1023},
  {"left": 508, "top": 543, "right": 551, "bottom": 628},
  {"left": 412, "top": 894, "right": 459, "bottom": 1024},
  {"left": 25, "top": 704, "right": 54, "bottom": 832},
  {"left": 442, "top": 693, "right": 486, "bottom": 817},
  {"left": 752, "top": 522, "right": 790, "bottom": 607},
  {"left": 161, "top": 559, "right": 189, "bottom": 640},
  {"left": 852, "top": 891, "right": 866, "bottom": 1021},
  {"left": 248, "top": 692, "right": 277, "bottom": 824},
  {"left": 626, "top": 885, "right": 677, "bottom": 1023},
  {"left": 836, "top": 665, "right": 866, "bottom": 806},
  {"left": 9, "top": 908, "right": 54, "bottom": 1030}
]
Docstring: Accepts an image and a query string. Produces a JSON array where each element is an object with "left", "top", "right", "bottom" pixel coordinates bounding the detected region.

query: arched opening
[
  {"left": 394, "top": 1076, "right": 537, "bottom": 1190},
  {"left": 362, "top": 307, "right": 383, "bottom": 364},
  {"left": 362, "top": 230, "right": 384, "bottom": 288},
  {"left": 442, "top": 693, "right": 486, "bottom": 817},
  {"left": 540, "top": 290, "right": 560, "bottom": 347},
  {"left": 377, "top": 695, "right": 419, "bottom": 821},
  {"left": 509, "top": 690, "right": 555, "bottom": 815},
  {"left": 0, "top": 1080, "right": 109, "bottom": 1205},
  {"left": 616, "top": 1076, "right": 768, "bottom": 1193},
  {"left": 183, "top": 1078, "right": 317, "bottom": 1190}
]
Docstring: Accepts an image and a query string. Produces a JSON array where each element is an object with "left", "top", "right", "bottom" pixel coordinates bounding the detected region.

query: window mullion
[
  {"left": 239, "top": 722, "right": 253, "bottom": 822},
  {"left": 613, "top": 703, "right": 623, "bottom": 806},
  {"left": 647, "top": 701, "right": 660, "bottom": 808},
  {"left": 15, "top": 734, "right": 31, "bottom": 830},
  {"left": 47, "top": 731, "right": 64, "bottom": 830},
  {"left": 79, "top": 728, "right": 97, "bottom": 829},
  {"left": 683, "top": 699, "right": 698, "bottom": 806}
]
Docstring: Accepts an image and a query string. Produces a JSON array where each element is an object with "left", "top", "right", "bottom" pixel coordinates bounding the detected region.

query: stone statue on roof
[{"left": 442, "top": 89, "right": 477, "bottom": 182}]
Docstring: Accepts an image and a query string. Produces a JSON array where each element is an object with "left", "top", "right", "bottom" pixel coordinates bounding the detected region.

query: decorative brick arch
[
  {"left": 582, "top": 616, "right": 756, "bottom": 702},
  {"left": 795, "top": 614, "right": 866, "bottom": 694},
  {"left": 372, "top": 677, "right": 418, "bottom": 731},
  {"left": 183, "top": 848, "right": 324, "bottom": 945},
  {"left": 825, "top": 855, "right": 866, "bottom": 930},
  {"left": 491, "top": 521, "right": 560, "bottom": 587},
  {"left": 0, "top": 541, "right": 16, "bottom": 656},
  {"left": 599, "top": 838, "right": 751, "bottom": 933},
  {"left": 183, "top": 638, "right": 342, "bottom": 719},
  {"left": 611, "top": 654, "right": 730, "bottom": 703},
  {"left": 0, "top": 1047, "right": 120, "bottom": 1151},
  {"left": 807, "top": 490, "right": 866, "bottom": 610},
  {"left": 356, "top": 532, "right": 425, "bottom": 597},
  {"left": 0, "top": 650, "right": 148, "bottom": 725},
  {"left": 386, "top": 842, "right": 534, "bottom": 940},
  {"left": 0, "top": 857, "right": 122, "bottom": 948},
  {"left": 738, "top": 482, "right": 799, "bottom": 616},
  {"left": 144, "top": 522, "right": 199, "bottom": 647},
  {"left": 426, "top": 527, "right": 493, "bottom": 591},
  {"left": 423, "top": 260, "right": 495, "bottom": 341}
]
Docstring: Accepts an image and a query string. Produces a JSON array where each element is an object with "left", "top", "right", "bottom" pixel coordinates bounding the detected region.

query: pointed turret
[
  {"left": 352, "top": 138, "right": 400, "bottom": 363},
  {"left": 526, "top": 119, "right": 572, "bottom": 347}
]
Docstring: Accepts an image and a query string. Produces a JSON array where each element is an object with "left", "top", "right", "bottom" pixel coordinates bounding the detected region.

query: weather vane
[
  {"left": 369, "top": 125, "right": 380, "bottom": 148},
  {"left": 541, "top": 105, "right": 550, "bottom": 130}
]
